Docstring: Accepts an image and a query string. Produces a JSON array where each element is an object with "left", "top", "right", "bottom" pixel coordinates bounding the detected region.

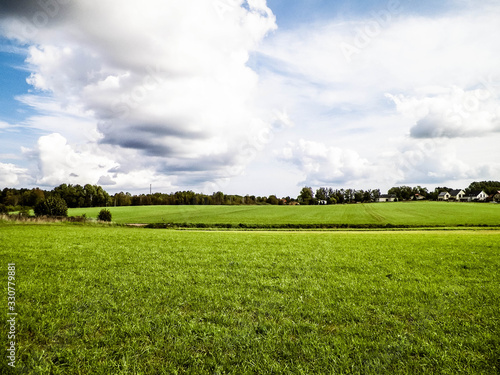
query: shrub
[
  {"left": 34, "top": 196, "right": 68, "bottom": 217},
  {"left": 97, "top": 209, "right": 112, "bottom": 222},
  {"left": 0, "top": 204, "right": 8, "bottom": 214},
  {"left": 18, "top": 207, "right": 31, "bottom": 217}
]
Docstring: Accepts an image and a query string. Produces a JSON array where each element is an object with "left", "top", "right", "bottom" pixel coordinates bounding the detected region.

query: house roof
[
  {"left": 468, "top": 190, "right": 485, "bottom": 196},
  {"left": 379, "top": 194, "right": 396, "bottom": 198},
  {"left": 449, "top": 189, "right": 464, "bottom": 196},
  {"left": 438, "top": 192, "right": 449, "bottom": 196}
]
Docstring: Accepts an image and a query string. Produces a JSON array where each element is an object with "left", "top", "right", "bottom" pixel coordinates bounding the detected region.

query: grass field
[
  {"left": 69, "top": 201, "right": 500, "bottom": 227},
  {"left": 2, "top": 223, "right": 499, "bottom": 374}
]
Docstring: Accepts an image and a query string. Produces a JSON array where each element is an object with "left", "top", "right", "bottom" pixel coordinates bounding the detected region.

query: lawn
[
  {"left": 68, "top": 201, "right": 500, "bottom": 227},
  {"left": 2, "top": 224, "right": 499, "bottom": 374}
]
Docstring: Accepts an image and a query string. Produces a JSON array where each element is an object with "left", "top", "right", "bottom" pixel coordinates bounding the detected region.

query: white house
[
  {"left": 449, "top": 189, "right": 465, "bottom": 201},
  {"left": 462, "top": 190, "right": 488, "bottom": 202},
  {"left": 438, "top": 191, "right": 451, "bottom": 201},
  {"left": 376, "top": 194, "right": 397, "bottom": 202}
]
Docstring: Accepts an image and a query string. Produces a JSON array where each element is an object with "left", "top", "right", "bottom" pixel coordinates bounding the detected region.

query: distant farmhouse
[{"left": 376, "top": 194, "right": 397, "bottom": 202}]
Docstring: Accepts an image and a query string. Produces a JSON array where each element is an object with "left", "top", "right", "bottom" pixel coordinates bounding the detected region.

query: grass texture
[
  {"left": 1, "top": 224, "right": 499, "bottom": 374},
  {"left": 69, "top": 201, "right": 500, "bottom": 227}
]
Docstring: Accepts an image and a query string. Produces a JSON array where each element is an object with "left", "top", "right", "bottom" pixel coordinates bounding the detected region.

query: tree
[
  {"left": 97, "top": 209, "right": 112, "bottom": 222},
  {"left": 298, "top": 187, "right": 314, "bottom": 205},
  {"left": 354, "top": 190, "right": 364, "bottom": 202},
  {"left": 84, "top": 184, "right": 96, "bottom": 207},
  {"left": 315, "top": 187, "right": 329, "bottom": 202},
  {"left": 467, "top": 181, "right": 500, "bottom": 195},
  {"left": 267, "top": 195, "right": 279, "bottom": 205},
  {"left": 34, "top": 196, "right": 68, "bottom": 217},
  {"left": 388, "top": 186, "right": 413, "bottom": 201}
]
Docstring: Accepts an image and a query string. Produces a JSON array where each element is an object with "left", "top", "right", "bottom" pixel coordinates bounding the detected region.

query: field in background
[
  {"left": 69, "top": 201, "right": 500, "bottom": 226},
  {"left": 1, "top": 225, "right": 499, "bottom": 374}
]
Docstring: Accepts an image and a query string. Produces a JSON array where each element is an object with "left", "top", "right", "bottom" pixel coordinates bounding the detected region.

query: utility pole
[{"left": 150, "top": 184, "right": 152, "bottom": 195}]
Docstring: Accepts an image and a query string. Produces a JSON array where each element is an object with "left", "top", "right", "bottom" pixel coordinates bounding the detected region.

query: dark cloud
[
  {"left": 410, "top": 114, "right": 456, "bottom": 139},
  {"left": 0, "top": 0, "right": 73, "bottom": 24},
  {"left": 410, "top": 112, "right": 500, "bottom": 139},
  {"left": 97, "top": 175, "right": 117, "bottom": 186},
  {"left": 131, "top": 123, "right": 208, "bottom": 139}
]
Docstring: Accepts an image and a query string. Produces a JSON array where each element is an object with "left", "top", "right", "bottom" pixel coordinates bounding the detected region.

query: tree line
[{"left": 1, "top": 180, "right": 499, "bottom": 213}]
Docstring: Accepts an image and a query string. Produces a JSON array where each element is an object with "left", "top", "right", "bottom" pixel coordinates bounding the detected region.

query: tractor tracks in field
[{"left": 362, "top": 204, "right": 386, "bottom": 224}]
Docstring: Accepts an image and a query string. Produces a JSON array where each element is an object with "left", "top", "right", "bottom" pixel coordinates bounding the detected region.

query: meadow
[
  {"left": 1, "top": 223, "right": 499, "bottom": 374},
  {"left": 68, "top": 201, "right": 500, "bottom": 227}
]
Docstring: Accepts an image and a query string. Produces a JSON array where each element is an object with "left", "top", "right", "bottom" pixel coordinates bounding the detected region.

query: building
[
  {"left": 449, "top": 189, "right": 465, "bottom": 201},
  {"left": 462, "top": 190, "right": 488, "bottom": 202},
  {"left": 376, "top": 194, "right": 397, "bottom": 202},
  {"left": 487, "top": 191, "right": 500, "bottom": 202},
  {"left": 437, "top": 191, "right": 451, "bottom": 201}
]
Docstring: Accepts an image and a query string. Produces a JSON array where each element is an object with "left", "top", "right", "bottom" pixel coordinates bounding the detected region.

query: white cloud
[
  {"left": 256, "top": 3, "right": 500, "bottom": 189},
  {"left": 0, "top": 162, "right": 31, "bottom": 186},
  {"left": 387, "top": 84, "right": 500, "bottom": 139},
  {"left": 0, "top": 0, "right": 277, "bottom": 190},
  {"left": 0, "top": 120, "right": 12, "bottom": 129},
  {"left": 35, "top": 133, "right": 118, "bottom": 186},
  {"left": 384, "top": 138, "right": 493, "bottom": 184},
  {"left": 277, "top": 139, "right": 375, "bottom": 186}
]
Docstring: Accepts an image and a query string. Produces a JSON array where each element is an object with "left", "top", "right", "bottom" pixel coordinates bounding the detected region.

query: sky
[{"left": 0, "top": 0, "right": 499, "bottom": 197}]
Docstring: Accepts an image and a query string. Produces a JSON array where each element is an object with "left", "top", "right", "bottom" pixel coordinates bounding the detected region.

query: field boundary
[{"left": 144, "top": 222, "right": 500, "bottom": 230}]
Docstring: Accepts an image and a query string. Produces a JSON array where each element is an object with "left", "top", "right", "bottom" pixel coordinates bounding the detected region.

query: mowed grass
[
  {"left": 2, "top": 224, "right": 499, "bottom": 374},
  {"left": 69, "top": 201, "right": 500, "bottom": 226}
]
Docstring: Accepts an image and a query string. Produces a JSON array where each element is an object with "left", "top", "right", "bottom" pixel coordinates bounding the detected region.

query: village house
[
  {"left": 461, "top": 190, "right": 488, "bottom": 202},
  {"left": 487, "top": 191, "right": 500, "bottom": 202},
  {"left": 437, "top": 191, "right": 451, "bottom": 201},
  {"left": 449, "top": 189, "right": 465, "bottom": 201},
  {"left": 376, "top": 194, "right": 397, "bottom": 202}
]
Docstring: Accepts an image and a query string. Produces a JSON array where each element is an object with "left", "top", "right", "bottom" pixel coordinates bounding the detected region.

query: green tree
[
  {"left": 467, "top": 181, "right": 500, "bottom": 195},
  {"left": 298, "top": 187, "right": 314, "bottom": 205},
  {"left": 267, "top": 195, "right": 279, "bottom": 205},
  {"left": 34, "top": 196, "right": 68, "bottom": 217},
  {"left": 97, "top": 209, "right": 112, "bottom": 222},
  {"left": 315, "top": 188, "right": 329, "bottom": 202}
]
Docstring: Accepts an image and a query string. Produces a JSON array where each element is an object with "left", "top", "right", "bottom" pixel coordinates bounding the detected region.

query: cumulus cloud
[
  {"left": 277, "top": 139, "right": 375, "bottom": 186},
  {"left": 386, "top": 83, "right": 500, "bottom": 139},
  {"left": 0, "top": 0, "right": 277, "bottom": 189},
  {"left": 0, "top": 162, "right": 31, "bottom": 186},
  {"left": 35, "top": 133, "right": 118, "bottom": 186},
  {"left": 254, "top": 3, "right": 500, "bottom": 190},
  {"left": 384, "top": 139, "right": 492, "bottom": 184}
]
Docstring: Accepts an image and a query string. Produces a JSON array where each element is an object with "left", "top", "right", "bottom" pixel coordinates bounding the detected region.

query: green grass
[
  {"left": 2, "top": 224, "right": 499, "bottom": 374},
  {"left": 69, "top": 201, "right": 500, "bottom": 227}
]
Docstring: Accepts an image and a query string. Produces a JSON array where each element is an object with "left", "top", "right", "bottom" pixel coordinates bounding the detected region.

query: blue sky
[{"left": 0, "top": 0, "right": 499, "bottom": 196}]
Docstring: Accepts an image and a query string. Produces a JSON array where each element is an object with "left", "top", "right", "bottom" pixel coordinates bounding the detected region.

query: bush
[
  {"left": 0, "top": 204, "right": 8, "bottom": 214},
  {"left": 34, "top": 196, "right": 68, "bottom": 217},
  {"left": 18, "top": 207, "right": 31, "bottom": 217},
  {"left": 97, "top": 209, "right": 112, "bottom": 222}
]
